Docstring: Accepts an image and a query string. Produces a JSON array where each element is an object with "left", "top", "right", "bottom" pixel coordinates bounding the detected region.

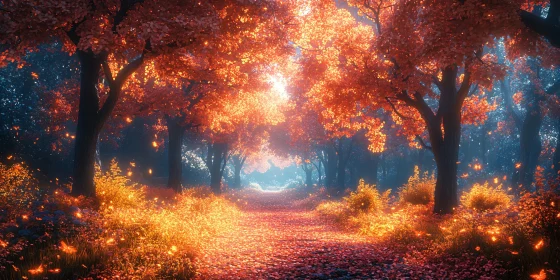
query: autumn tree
[{"left": 1, "top": 0, "right": 295, "bottom": 196}]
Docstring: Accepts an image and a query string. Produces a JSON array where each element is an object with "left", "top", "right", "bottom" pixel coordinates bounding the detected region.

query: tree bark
[
  {"left": 72, "top": 51, "right": 101, "bottom": 197},
  {"left": 336, "top": 144, "right": 346, "bottom": 192},
  {"left": 210, "top": 143, "right": 227, "bottom": 194},
  {"left": 399, "top": 65, "right": 469, "bottom": 214},
  {"left": 554, "top": 119, "right": 560, "bottom": 176},
  {"left": 167, "top": 118, "right": 185, "bottom": 192},
  {"left": 431, "top": 67, "right": 463, "bottom": 214},
  {"left": 305, "top": 168, "right": 313, "bottom": 189},
  {"left": 232, "top": 154, "right": 245, "bottom": 189},
  {"left": 514, "top": 90, "right": 543, "bottom": 191},
  {"left": 324, "top": 146, "right": 338, "bottom": 190}
]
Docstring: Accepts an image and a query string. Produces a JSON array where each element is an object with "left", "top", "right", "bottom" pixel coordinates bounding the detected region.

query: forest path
[{"left": 194, "top": 189, "right": 411, "bottom": 280}]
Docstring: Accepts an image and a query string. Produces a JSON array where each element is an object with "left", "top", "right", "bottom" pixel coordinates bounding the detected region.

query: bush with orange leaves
[
  {"left": 0, "top": 160, "right": 240, "bottom": 279},
  {"left": 461, "top": 182, "right": 512, "bottom": 211},
  {"left": 94, "top": 159, "right": 146, "bottom": 209},
  {"left": 0, "top": 162, "right": 38, "bottom": 222},
  {"left": 346, "top": 179, "right": 391, "bottom": 214},
  {"left": 317, "top": 176, "right": 560, "bottom": 279},
  {"left": 398, "top": 166, "right": 435, "bottom": 205}
]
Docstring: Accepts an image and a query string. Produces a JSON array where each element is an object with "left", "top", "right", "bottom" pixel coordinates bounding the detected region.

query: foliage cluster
[
  {"left": 398, "top": 166, "right": 435, "bottom": 205},
  {"left": 0, "top": 161, "right": 240, "bottom": 279},
  {"left": 0, "top": 162, "right": 38, "bottom": 222},
  {"left": 460, "top": 182, "right": 512, "bottom": 211},
  {"left": 316, "top": 172, "right": 560, "bottom": 279}
]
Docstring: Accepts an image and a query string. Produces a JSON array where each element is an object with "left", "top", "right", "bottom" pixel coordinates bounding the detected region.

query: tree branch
[
  {"left": 519, "top": 9, "right": 560, "bottom": 48},
  {"left": 386, "top": 97, "right": 414, "bottom": 120},
  {"left": 415, "top": 135, "right": 432, "bottom": 151}
]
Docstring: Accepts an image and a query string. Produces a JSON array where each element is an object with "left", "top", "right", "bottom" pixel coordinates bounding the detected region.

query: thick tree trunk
[
  {"left": 429, "top": 66, "right": 464, "bottom": 214},
  {"left": 167, "top": 119, "right": 185, "bottom": 192},
  {"left": 433, "top": 138, "right": 460, "bottom": 214},
  {"left": 210, "top": 143, "right": 227, "bottom": 194},
  {"left": 72, "top": 51, "right": 101, "bottom": 197}
]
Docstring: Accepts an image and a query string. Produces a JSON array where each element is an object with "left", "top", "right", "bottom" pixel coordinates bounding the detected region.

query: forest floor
[{"left": 194, "top": 190, "right": 416, "bottom": 280}]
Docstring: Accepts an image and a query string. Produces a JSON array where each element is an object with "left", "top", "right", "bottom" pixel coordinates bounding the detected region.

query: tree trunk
[
  {"left": 369, "top": 154, "right": 379, "bottom": 184},
  {"left": 336, "top": 144, "right": 346, "bottom": 193},
  {"left": 305, "top": 168, "right": 313, "bottom": 189},
  {"left": 167, "top": 119, "right": 185, "bottom": 192},
  {"left": 554, "top": 119, "right": 560, "bottom": 176},
  {"left": 72, "top": 51, "right": 101, "bottom": 197},
  {"left": 232, "top": 155, "right": 244, "bottom": 189},
  {"left": 210, "top": 143, "right": 227, "bottom": 194},
  {"left": 324, "top": 146, "right": 338, "bottom": 190},
  {"left": 515, "top": 96, "right": 543, "bottom": 191},
  {"left": 315, "top": 161, "right": 323, "bottom": 186},
  {"left": 431, "top": 66, "right": 462, "bottom": 214}
]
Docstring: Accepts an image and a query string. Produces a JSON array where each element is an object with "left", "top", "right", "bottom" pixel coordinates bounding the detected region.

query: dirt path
[{"left": 194, "top": 190, "right": 409, "bottom": 280}]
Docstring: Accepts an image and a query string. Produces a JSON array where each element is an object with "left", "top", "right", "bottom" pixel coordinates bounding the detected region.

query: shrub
[
  {"left": 345, "top": 179, "right": 390, "bottom": 214},
  {"left": 0, "top": 162, "right": 38, "bottom": 221},
  {"left": 398, "top": 166, "right": 435, "bottom": 205},
  {"left": 95, "top": 159, "right": 146, "bottom": 209},
  {"left": 0, "top": 160, "right": 240, "bottom": 279},
  {"left": 461, "top": 182, "right": 511, "bottom": 212},
  {"left": 316, "top": 201, "right": 348, "bottom": 222}
]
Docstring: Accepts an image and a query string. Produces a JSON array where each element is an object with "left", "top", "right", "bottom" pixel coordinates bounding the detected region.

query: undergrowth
[{"left": 0, "top": 160, "right": 239, "bottom": 279}]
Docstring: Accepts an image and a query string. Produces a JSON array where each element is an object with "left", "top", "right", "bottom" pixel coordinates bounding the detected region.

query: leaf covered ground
[{"left": 195, "top": 189, "right": 505, "bottom": 280}]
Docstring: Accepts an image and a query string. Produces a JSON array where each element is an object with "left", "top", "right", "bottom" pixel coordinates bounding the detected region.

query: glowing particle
[
  {"left": 60, "top": 241, "right": 77, "bottom": 254},
  {"left": 535, "top": 239, "right": 544, "bottom": 250},
  {"left": 148, "top": 169, "right": 153, "bottom": 175},
  {"left": 126, "top": 117, "right": 133, "bottom": 123},
  {"left": 28, "top": 264, "right": 43, "bottom": 275},
  {"left": 152, "top": 141, "right": 158, "bottom": 148},
  {"left": 475, "top": 246, "right": 481, "bottom": 251},
  {"left": 530, "top": 269, "right": 547, "bottom": 280}
]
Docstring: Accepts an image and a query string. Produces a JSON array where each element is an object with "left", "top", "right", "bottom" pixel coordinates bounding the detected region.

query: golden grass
[
  {"left": 461, "top": 182, "right": 511, "bottom": 212},
  {"left": 0, "top": 160, "right": 240, "bottom": 279},
  {"left": 398, "top": 166, "right": 435, "bottom": 205}
]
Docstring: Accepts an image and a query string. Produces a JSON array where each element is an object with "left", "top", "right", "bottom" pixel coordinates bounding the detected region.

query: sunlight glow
[{"left": 269, "top": 74, "right": 289, "bottom": 100}]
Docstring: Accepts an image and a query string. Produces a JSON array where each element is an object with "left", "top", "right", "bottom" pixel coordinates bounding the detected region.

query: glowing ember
[
  {"left": 28, "top": 264, "right": 44, "bottom": 275},
  {"left": 60, "top": 241, "right": 77, "bottom": 254},
  {"left": 530, "top": 269, "right": 547, "bottom": 280},
  {"left": 534, "top": 239, "right": 544, "bottom": 250}
]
